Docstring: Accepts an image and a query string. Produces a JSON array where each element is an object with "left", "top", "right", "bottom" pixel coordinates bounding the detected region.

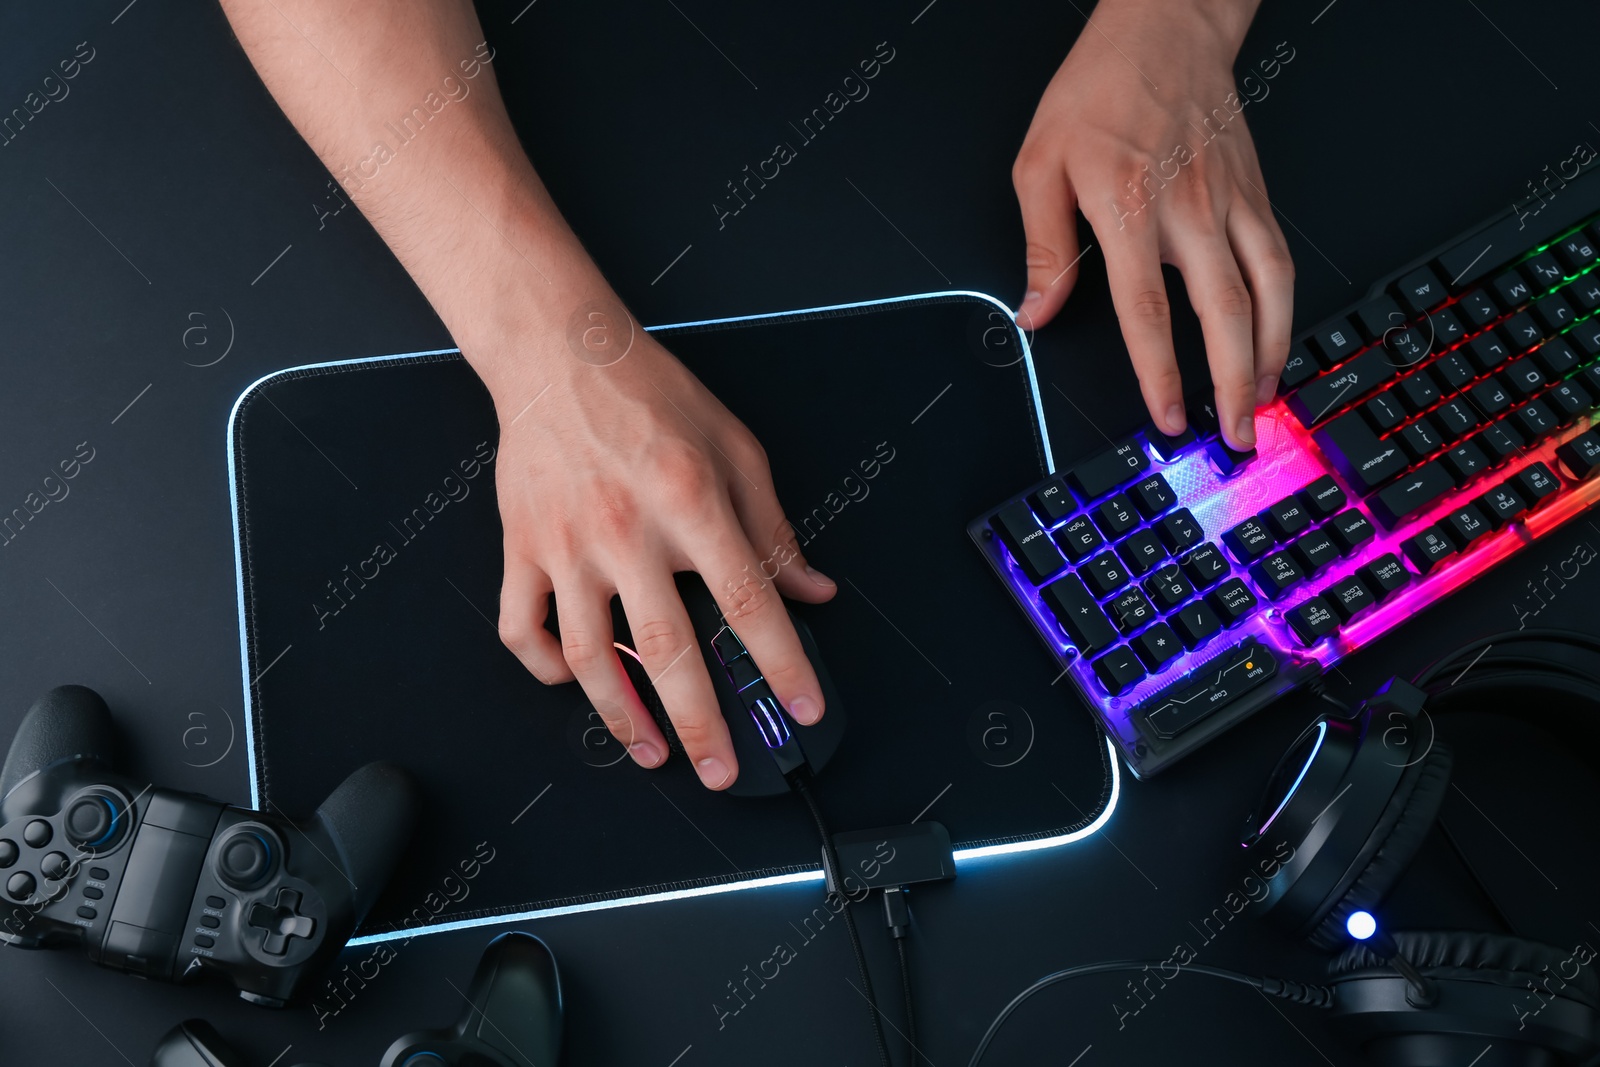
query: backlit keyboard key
[
  {"left": 1093, "top": 493, "right": 1141, "bottom": 538},
  {"left": 1092, "top": 646, "right": 1145, "bottom": 695},
  {"left": 1556, "top": 430, "right": 1600, "bottom": 479},
  {"left": 1223, "top": 518, "right": 1275, "bottom": 562},
  {"left": 1532, "top": 338, "right": 1581, "bottom": 378},
  {"left": 1250, "top": 551, "right": 1305, "bottom": 600},
  {"left": 1398, "top": 420, "right": 1443, "bottom": 462},
  {"left": 1291, "top": 529, "right": 1339, "bottom": 576},
  {"left": 1358, "top": 553, "right": 1411, "bottom": 601},
  {"left": 1179, "top": 543, "right": 1229, "bottom": 588},
  {"left": 1354, "top": 294, "right": 1407, "bottom": 340},
  {"left": 1402, "top": 527, "right": 1455, "bottom": 574},
  {"left": 1144, "top": 422, "right": 1198, "bottom": 461},
  {"left": 1503, "top": 358, "right": 1546, "bottom": 399},
  {"left": 1108, "top": 589, "right": 1157, "bottom": 633},
  {"left": 1433, "top": 352, "right": 1475, "bottom": 392},
  {"left": 1532, "top": 291, "right": 1576, "bottom": 335},
  {"left": 1285, "top": 597, "right": 1339, "bottom": 645},
  {"left": 1055, "top": 515, "right": 1103, "bottom": 561},
  {"left": 1370, "top": 461, "right": 1454, "bottom": 529},
  {"left": 1364, "top": 392, "right": 1407, "bottom": 431},
  {"left": 1515, "top": 462, "right": 1561, "bottom": 505},
  {"left": 1468, "top": 377, "right": 1513, "bottom": 417},
  {"left": 1442, "top": 439, "right": 1489, "bottom": 483},
  {"left": 1206, "top": 437, "right": 1256, "bottom": 475},
  {"left": 1476, "top": 484, "right": 1526, "bottom": 527},
  {"left": 1130, "top": 473, "right": 1177, "bottom": 518},
  {"left": 1442, "top": 504, "right": 1491, "bottom": 549},
  {"left": 1555, "top": 232, "right": 1599, "bottom": 272},
  {"left": 1314, "top": 411, "right": 1407, "bottom": 492},
  {"left": 1473, "top": 422, "right": 1524, "bottom": 463},
  {"left": 1206, "top": 578, "right": 1258, "bottom": 624},
  {"left": 1466, "top": 333, "right": 1511, "bottom": 372},
  {"left": 1522, "top": 251, "right": 1565, "bottom": 289},
  {"left": 1028, "top": 478, "right": 1075, "bottom": 523},
  {"left": 1325, "top": 576, "right": 1375, "bottom": 622},
  {"left": 992, "top": 501, "right": 1065, "bottom": 583},
  {"left": 1156, "top": 509, "right": 1204, "bottom": 552},
  {"left": 1502, "top": 312, "right": 1544, "bottom": 352},
  {"left": 1328, "top": 509, "right": 1376, "bottom": 553},
  {"left": 1132, "top": 623, "right": 1182, "bottom": 670},
  {"left": 1042, "top": 574, "right": 1118, "bottom": 653},
  {"left": 1511, "top": 400, "right": 1557, "bottom": 440},
  {"left": 1082, "top": 553, "right": 1130, "bottom": 597},
  {"left": 1298, "top": 475, "right": 1347, "bottom": 519},
  {"left": 1456, "top": 288, "right": 1499, "bottom": 326},
  {"left": 1169, "top": 601, "right": 1223, "bottom": 648},
  {"left": 1289, "top": 347, "right": 1399, "bottom": 426},
  {"left": 1398, "top": 265, "right": 1449, "bottom": 313},
  {"left": 1067, "top": 438, "right": 1150, "bottom": 500},
  {"left": 1546, "top": 380, "right": 1593, "bottom": 422},
  {"left": 1397, "top": 369, "right": 1441, "bottom": 412},
  {"left": 1491, "top": 270, "right": 1535, "bottom": 308},
  {"left": 1119, "top": 529, "right": 1168, "bottom": 576},
  {"left": 1264, "top": 496, "right": 1312, "bottom": 540},
  {"left": 1314, "top": 321, "right": 1362, "bottom": 364},
  {"left": 1143, "top": 565, "right": 1194, "bottom": 611},
  {"left": 1432, "top": 399, "right": 1478, "bottom": 440}
]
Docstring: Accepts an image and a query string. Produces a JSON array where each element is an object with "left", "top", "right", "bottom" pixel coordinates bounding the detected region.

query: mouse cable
[
  {"left": 793, "top": 772, "right": 892, "bottom": 1067},
  {"left": 882, "top": 887, "right": 917, "bottom": 1065},
  {"left": 967, "top": 960, "right": 1331, "bottom": 1067}
]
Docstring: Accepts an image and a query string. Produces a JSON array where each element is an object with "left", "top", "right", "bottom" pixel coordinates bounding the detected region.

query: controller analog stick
[
  {"left": 64, "top": 794, "right": 122, "bottom": 849},
  {"left": 216, "top": 830, "right": 275, "bottom": 890}
]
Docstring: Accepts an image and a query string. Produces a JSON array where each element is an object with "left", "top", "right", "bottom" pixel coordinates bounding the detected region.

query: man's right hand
[{"left": 489, "top": 323, "right": 837, "bottom": 790}]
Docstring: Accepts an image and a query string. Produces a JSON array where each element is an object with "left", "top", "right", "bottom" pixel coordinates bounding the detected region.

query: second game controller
[{"left": 0, "top": 685, "right": 417, "bottom": 1005}]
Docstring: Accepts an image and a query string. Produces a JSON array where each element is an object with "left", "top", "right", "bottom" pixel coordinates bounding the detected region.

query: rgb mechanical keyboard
[{"left": 971, "top": 164, "right": 1600, "bottom": 777}]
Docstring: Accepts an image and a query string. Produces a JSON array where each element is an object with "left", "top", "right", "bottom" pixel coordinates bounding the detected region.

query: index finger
[
  {"left": 1098, "top": 212, "right": 1186, "bottom": 436},
  {"left": 690, "top": 498, "right": 825, "bottom": 728}
]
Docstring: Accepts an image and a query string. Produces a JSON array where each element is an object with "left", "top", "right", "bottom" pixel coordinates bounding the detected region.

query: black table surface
[{"left": 3, "top": 1, "right": 1599, "bottom": 1064}]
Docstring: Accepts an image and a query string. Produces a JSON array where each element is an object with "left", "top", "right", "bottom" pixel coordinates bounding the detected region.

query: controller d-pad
[{"left": 247, "top": 888, "right": 316, "bottom": 956}]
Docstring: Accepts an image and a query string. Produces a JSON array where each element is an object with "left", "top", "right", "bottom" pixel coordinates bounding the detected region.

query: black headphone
[
  {"left": 1243, "top": 628, "right": 1600, "bottom": 1066},
  {"left": 969, "top": 630, "right": 1600, "bottom": 1067}
]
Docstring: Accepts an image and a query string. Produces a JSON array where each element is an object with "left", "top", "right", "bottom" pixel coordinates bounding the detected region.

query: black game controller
[
  {"left": 149, "top": 1019, "right": 331, "bottom": 1067},
  {"left": 0, "top": 685, "right": 417, "bottom": 1006},
  {"left": 380, "top": 931, "right": 564, "bottom": 1067},
  {"left": 150, "top": 932, "right": 564, "bottom": 1067}
]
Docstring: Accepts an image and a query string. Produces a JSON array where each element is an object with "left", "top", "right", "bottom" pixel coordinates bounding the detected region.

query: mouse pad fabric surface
[{"left": 229, "top": 293, "right": 1113, "bottom": 936}]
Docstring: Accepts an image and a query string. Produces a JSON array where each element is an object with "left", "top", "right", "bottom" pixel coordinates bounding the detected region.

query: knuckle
[
  {"left": 1126, "top": 290, "right": 1171, "bottom": 328},
  {"left": 724, "top": 575, "right": 776, "bottom": 624},
  {"left": 560, "top": 630, "right": 609, "bottom": 675},
  {"left": 1140, "top": 366, "right": 1184, "bottom": 395},
  {"left": 668, "top": 713, "right": 719, "bottom": 751},
  {"left": 1257, "top": 244, "right": 1296, "bottom": 284},
  {"left": 1213, "top": 284, "right": 1253, "bottom": 319},
  {"left": 1024, "top": 240, "right": 1060, "bottom": 272},
  {"left": 591, "top": 486, "right": 640, "bottom": 544},
  {"left": 631, "top": 616, "right": 683, "bottom": 661},
  {"left": 654, "top": 441, "right": 718, "bottom": 503}
]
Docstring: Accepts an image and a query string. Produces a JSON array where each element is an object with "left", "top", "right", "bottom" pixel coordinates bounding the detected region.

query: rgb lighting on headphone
[{"left": 1347, "top": 910, "right": 1377, "bottom": 941}]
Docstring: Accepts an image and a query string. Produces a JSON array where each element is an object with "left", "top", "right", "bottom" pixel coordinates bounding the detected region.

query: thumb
[{"left": 1013, "top": 158, "right": 1081, "bottom": 331}]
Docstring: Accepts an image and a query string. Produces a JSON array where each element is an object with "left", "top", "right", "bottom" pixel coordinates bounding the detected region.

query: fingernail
[
  {"left": 1255, "top": 374, "right": 1278, "bottom": 406},
  {"left": 789, "top": 695, "right": 821, "bottom": 725},
  {"left": 806, "top": 565, "right": 835, "bottom": 590},
  {"left": 1235, "top": 416, "right": 1257, "bottom": 448},
  {"left": 1017, "top": 291, "right": 1042, "bottom": 326},
  {"left": 696, "top": 757, "right": 731, "bottom": 789},
  {"left": 629, "top": 741, "right": 662, "bottom": 768},
  {"left": 1164, "top": 404, "right": 1186, "bottom": 434}
]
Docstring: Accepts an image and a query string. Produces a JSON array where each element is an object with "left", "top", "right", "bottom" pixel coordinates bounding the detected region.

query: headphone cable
[{"left": 967, "top": 960, "right": 1330, "bottom": 1067}]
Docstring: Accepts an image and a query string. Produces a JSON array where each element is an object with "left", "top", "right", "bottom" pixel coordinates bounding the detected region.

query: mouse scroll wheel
[{"left": 711, "top": 626, "right": 747, "bottom": 664}]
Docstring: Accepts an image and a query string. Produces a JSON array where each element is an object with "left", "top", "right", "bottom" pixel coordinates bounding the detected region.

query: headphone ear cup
[
  {"left": 1328, "top": 930, "right": 1600, "bottom": 1065},
  {"left": 1306, "top": 744, "right": 1453, "bottom": 951}
]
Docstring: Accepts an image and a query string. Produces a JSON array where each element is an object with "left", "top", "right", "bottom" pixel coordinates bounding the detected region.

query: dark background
[{"left": 1, "top": 0, "right": 1598, "bottom": 1064}]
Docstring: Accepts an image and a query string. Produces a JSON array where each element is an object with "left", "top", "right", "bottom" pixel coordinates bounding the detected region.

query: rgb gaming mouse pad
[{"left": 228, "top": 292, "right": 1114, "bottom": 937}]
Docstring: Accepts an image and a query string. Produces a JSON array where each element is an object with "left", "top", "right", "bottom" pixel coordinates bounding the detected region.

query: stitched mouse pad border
[{"left": 227, "top": 291, "right": 1116, "bottom": 939}]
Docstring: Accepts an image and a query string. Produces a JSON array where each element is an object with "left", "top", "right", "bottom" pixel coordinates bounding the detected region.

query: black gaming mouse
[{"left": 613, "top": 572, "right": 846, "bottom": 796}]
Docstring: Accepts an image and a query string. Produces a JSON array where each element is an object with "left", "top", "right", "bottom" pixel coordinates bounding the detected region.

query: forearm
[
  {"left": 217, "top": 0, "right": 607, "bottom": 407},
  {"left": 1090, "top": 0, "right": 1261, "bottom": 57}
]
